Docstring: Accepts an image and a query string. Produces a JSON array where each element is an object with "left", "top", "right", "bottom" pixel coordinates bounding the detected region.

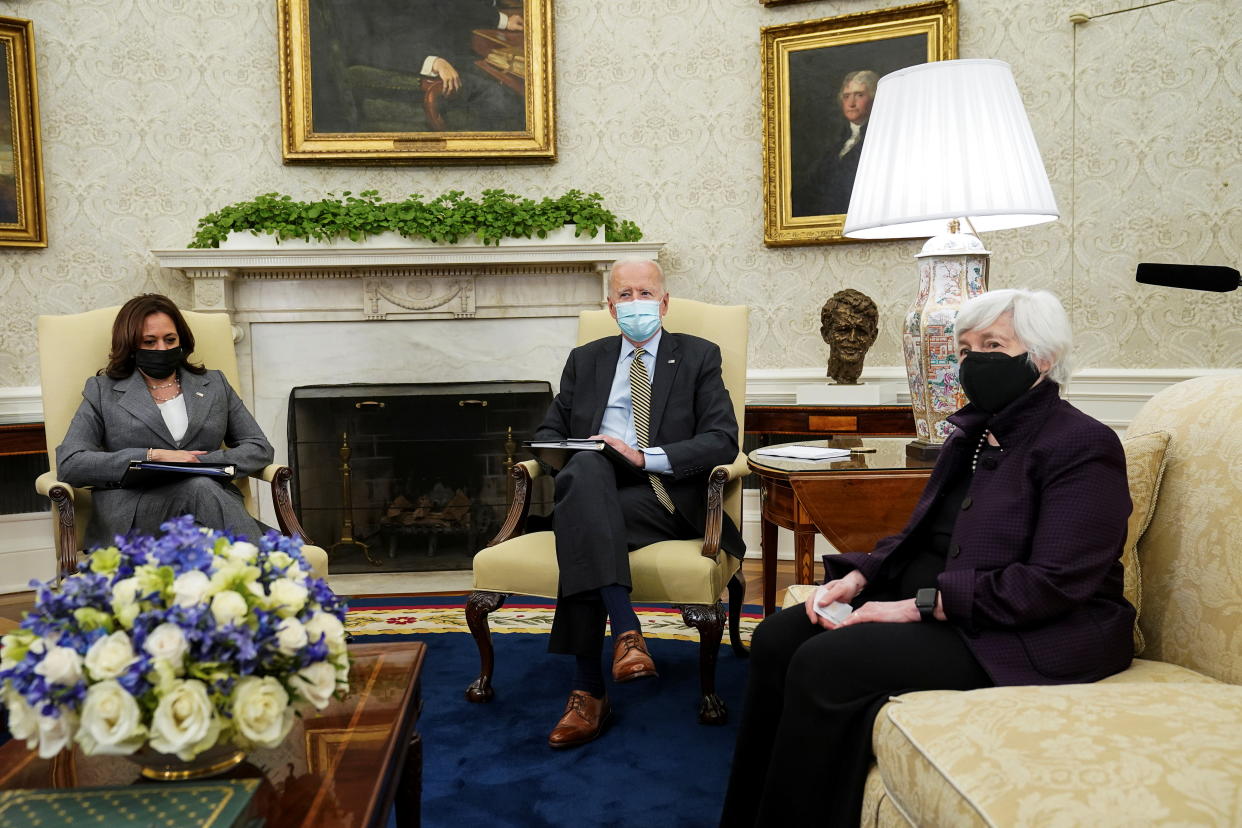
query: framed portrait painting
[
  {"left": 762, "top": 1, "right": 957, "bottom": 246},
  {"left": 278, "top": 0, "right": 555, "bottom": 164},
  {"left": 0, "top": 16, "right": 46, "bottom": 248}
]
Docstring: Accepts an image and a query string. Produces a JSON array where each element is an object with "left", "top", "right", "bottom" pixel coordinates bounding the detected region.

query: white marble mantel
[
  {"left": 151, "top": 240, "right": 663, "bottom": 323},
  {"left": 151, "top": 239, "right": 663, "bottom": 527}
]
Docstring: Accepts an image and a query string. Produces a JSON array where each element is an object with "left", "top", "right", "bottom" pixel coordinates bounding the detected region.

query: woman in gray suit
[{"left": 57, "top": 294, "right": 274, "bottom": 548}]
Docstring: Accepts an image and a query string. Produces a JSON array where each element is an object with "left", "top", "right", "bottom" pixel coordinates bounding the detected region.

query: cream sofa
[{"left": 794, "top": 374, "right": 1242, "bottom": 825}]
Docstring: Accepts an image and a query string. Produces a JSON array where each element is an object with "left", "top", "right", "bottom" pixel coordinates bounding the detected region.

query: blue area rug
[{"left": 348, "top": 595, "right": 752, "bottom": 828}]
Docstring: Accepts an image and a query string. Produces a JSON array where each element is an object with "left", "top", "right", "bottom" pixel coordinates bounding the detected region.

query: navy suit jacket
[
  {"left": 825, "top": 380, "right": 1135, "bottom": 685},
  {"left": 535, "top": 331, "right": 745, "bottom": 558}
]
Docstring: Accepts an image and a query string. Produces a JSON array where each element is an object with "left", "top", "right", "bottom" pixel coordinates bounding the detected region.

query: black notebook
[
  {"left": 120, "top": 460, "right": 236, "bottom": 489},
  {"left": 523, "top": 439, "right": 647, "bottom": 484}
]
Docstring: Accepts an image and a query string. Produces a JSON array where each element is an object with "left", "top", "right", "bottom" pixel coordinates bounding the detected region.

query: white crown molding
[{"left": 0, "top": 386, "right": 43, "bottom": 425}]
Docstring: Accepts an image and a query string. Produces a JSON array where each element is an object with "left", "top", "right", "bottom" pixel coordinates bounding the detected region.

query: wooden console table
[
  {"left": 748, "top": 438, "right": 933, "bottom": 616},
  {"left": 0, "top": 641, "right": 427, "bottom": 827}
]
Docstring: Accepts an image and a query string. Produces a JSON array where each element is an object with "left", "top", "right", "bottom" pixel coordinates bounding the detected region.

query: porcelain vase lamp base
[{"left": 903, "top": 230, "right": 989, "bottom": 459}]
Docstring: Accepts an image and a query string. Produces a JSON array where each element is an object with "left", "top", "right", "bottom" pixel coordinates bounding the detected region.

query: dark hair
[{"left": 103, "top": 294, "right": 207, "bottom": 379}]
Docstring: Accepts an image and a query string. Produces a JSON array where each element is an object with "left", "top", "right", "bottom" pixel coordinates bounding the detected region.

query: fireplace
[{"left": 288, "top": 381, "right": 553, "bottom": 573}]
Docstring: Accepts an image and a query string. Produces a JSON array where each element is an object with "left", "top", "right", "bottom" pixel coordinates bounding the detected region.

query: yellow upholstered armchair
[
  {"left": 466, "top": 298, "right": 750, "bottom": 724},
  {"left": 35, "top": 306, "right": 327, "bottom": 581}
]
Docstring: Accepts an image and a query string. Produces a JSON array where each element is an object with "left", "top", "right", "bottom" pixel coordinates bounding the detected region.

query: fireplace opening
[{"left": 288, "top": 381, "right": 554, "bottom": 574}]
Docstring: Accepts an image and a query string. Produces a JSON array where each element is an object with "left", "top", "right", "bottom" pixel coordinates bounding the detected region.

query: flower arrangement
[{"left": 0, "top": 517, "right": 349, "bottom": 761}]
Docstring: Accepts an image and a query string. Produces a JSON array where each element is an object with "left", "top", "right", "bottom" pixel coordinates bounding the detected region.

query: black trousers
[
  {"left": 720, "top": 605, "right": 992, "bottom": 827},
  {"left": 547, "top": 451, "right": 698, "bottom": 656}
]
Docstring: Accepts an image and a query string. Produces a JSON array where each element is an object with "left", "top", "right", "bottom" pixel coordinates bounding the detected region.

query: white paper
[{"left": 751, "top": 445, "right": 851, "bottom": 461}]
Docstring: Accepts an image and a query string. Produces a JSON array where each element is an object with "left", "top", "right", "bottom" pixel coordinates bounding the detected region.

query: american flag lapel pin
[
  {"left": 195, "top": 391, "right": 205, "bottom": 397},
  {"left": 667, "top": 359, "right": 676, "bottom": 364}
]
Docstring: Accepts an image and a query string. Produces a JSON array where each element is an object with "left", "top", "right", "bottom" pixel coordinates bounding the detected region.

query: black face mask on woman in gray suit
[{"left": 134, "top": 347, "right": 183, "bottom": 380}]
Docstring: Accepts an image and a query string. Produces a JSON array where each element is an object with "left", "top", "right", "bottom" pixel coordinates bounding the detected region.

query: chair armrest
[
  {"left": 36, "top": 471, "right": 79, "bottom": 581},
  {"left": 700, "top": 452, "right": 750, "bottom": 559},
  {"left": 251, "top": 464, "right": 315, "bottom": 546},
  {"left": 488, "top": 460, "right": 543, "bottom": 546},
  {"left": 36, "top": 470, "right": 74, "bottom": 500}
]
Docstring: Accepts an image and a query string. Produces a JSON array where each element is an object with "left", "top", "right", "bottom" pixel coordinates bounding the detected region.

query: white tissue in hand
[{"left": 815, "top": 601, "right": 853, "bottom": 624}]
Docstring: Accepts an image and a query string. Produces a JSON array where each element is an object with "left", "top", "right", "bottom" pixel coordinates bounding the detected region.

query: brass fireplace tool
[{"left": 330, "top": 430, "right": 380, "bottom": 566}]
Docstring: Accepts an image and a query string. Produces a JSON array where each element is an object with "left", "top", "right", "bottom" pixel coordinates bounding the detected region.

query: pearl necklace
[
  {"left": 145, "top": 377, "right": 179, "bottom": 391},
  {"left": 971, "top": 429, "right": 1000, "bottom": 473}
]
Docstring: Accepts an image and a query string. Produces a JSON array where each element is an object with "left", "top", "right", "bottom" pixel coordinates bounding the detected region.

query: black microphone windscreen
[{"left": 1136, "top": 263, "right": 1240, "bottom": 293}]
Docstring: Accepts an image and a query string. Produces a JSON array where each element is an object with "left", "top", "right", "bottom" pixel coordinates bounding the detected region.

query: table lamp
[{"left": 843, "top": 58, "right": 1059, "bottom": 458}]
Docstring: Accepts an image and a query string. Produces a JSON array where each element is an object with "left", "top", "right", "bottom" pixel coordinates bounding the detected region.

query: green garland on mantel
[{"left": 188, "top": 188, "right": 643, "bottom": 248}]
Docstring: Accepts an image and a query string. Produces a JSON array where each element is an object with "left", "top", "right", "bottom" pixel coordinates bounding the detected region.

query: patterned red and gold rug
[{"left": 344, "top": 592, "right": 763, "bottom": 643}]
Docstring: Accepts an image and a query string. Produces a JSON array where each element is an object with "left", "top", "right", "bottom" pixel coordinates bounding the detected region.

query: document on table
[{"left": 750, "top": 445, "right": 851, "bottom": 461}]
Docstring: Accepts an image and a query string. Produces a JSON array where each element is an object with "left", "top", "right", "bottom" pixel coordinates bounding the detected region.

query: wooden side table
[
  {"left": 748, "top": 438, "right": 933, "bottom": 615},
  {"left": 0, "top": 641, "right": 427, "bottom": 827}
]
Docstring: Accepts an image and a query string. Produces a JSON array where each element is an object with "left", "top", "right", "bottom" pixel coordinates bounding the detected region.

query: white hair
[
  {"left": 840, "top": 70, "right": 879, "bottom": 96},
  {"left": 608, "top": 257, "right": 665, "bottom": 293},
  {"left": 955, "top": 289, "right": 1073, "bottom": 387}
]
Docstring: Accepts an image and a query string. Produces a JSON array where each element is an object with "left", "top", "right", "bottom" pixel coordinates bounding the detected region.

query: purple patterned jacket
[{"left": 824, "top": 380, "right": 1135, "bottom": 686}]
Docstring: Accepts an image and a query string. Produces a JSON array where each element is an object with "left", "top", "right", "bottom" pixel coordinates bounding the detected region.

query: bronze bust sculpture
[{"left": 820, "top": 289, "right": 879, "bottom": 385}]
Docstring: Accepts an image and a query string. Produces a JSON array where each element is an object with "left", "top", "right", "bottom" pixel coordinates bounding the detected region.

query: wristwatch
[{"left": 915, "top": 588, "right": 938, "bottom": 622}]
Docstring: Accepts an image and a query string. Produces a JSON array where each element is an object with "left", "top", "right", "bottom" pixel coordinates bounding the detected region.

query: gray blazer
[{"left": 56, "top": 369, "right": 274, "bottom": 544}]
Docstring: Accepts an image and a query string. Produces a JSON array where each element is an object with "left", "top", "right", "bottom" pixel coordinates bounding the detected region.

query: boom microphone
[{"left": 1136, "top": 263, "right": 1240, "bottom": 293}]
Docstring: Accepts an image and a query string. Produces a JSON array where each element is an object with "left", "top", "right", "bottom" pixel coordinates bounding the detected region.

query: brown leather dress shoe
[
  {"left": 612, "top": 630, "right": 658, "bottom": 682},
  {"left": 548, "top": 690, "right": 611, "bottom": 749}
]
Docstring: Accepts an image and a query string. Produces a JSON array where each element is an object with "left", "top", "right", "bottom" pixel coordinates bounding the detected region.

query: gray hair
[
  {"left": 955, "top": 289, "right": 1073, "bottom": 386},
  {"left": 608, "top": 257, "right": 665, "bottom": 293},
  {"left": 840, "top": 70, "right": 879, "bottom": 96}
]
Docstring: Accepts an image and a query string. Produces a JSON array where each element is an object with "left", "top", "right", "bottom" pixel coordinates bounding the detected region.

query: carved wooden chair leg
[
  {"left": 726, "top": 571, "right": 749, "bottom": 657},
  {"left": 465, "top": 590, "right": 507, "bottom": 703},
  {"left": 679, "top": 600, "right": 727, "bottom": 725}
]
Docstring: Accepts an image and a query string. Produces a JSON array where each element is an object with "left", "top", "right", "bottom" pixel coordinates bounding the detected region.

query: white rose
[
  {"left": 149, "top": 679, "right": 221, "bottom": 760},
  {"left": 232, "top": 676, "right": 293, "bottom": 748},
  {"left": 172, "top": 570, "right": 211, "bottom": 608},
  {"left": 210, "top": 591, "right": 249, "bottom": 627},
  {"left": 84, "top": 631, "right": 138, "bottom": 680},
  {"left": 287, "top": 563, "right": 309, "bottom": 585},
  {"left": 246, "top": 581, "right": 266, "bottom": 600},
  {"left": 34, "top": 645, "right": 84, "bottom": 686},
  {"left": 289, "top": 661, "right": 337, "bottom": 710},
  {"left": 78, "top": 680, "right": 146, "bottom": 756},
  {"left": 275, "top": 617, "right": 308, "bottom": 656},
  {"left": 36, "top": 708, "right": 78, "bottom": 758},
  {"left": 224, "top": 541, "right": 258, "bottom": 564},
  {"left": 304, "top": 612, "right": 346, "bottom": 655},
  {"left": 3, "top": 688, "right": 38, "bottom": 745},
  {"left": 143, "top": 623, "right": 189, "bottom": 672},
  {"left": 267, "top": 551, "right": 294, "bottom": 570},
  {"left": 111, "top": 577, "right": 142, "bottom": 628},
  {"left": 267, "top": 579, "right": 308, "bottom": 618}
]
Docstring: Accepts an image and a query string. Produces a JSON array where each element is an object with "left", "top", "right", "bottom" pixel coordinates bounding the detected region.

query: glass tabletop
[{"left": 747, "top": 437, "right": 936, "bottom": 473}]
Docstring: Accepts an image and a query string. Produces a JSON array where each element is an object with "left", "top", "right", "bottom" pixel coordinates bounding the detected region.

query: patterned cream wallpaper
[{"left": 0, "top": 0, "right": 1237, "bottom": 389}]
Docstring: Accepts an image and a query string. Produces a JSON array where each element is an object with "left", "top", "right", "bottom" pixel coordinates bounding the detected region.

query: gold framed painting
[
  {"left": 278, "top": 0, "right": 555, "bottom": 164},
  {"left": 762, "top": 1, "right": 956, "bottom": 246},
  {"left": 0, "top": 16, "right": 46, "bottom": 248}
]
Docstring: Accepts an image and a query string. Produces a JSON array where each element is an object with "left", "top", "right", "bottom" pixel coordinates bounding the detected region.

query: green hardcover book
[{"left": 0, "top": 778, "right": 260, "bottom": 827}]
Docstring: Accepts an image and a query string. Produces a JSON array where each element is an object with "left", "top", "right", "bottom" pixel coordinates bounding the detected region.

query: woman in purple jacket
[{"left": 721, "top": 289, "right": 1134, "bottom": 827}]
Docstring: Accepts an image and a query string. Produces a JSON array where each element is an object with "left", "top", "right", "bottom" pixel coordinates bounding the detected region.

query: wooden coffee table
[
  {"left": 0, "top": 642, "right": 426, "bottom": 827},
  {"left": 749, "top": 438, "right": 935, "bottom": 615}
]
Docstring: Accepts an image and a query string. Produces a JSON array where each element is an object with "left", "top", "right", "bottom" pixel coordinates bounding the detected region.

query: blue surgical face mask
[{"left": 614, "top": 299, "right": 662, "bottom": 343}]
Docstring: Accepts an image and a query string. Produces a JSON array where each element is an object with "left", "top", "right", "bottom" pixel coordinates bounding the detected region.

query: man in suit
[
  {"left": 792, "top": 69, "right": 878, "bottom": 217},
  {"left": 536, "top": 258, "right": 744, "bottom": 749}
]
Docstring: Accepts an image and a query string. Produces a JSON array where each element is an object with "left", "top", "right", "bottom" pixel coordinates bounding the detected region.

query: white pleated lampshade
[{"left": 843, "top": 59, "right": 1059, "bottom": 239}]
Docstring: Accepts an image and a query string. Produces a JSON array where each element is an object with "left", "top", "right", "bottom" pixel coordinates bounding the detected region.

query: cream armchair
[
  {"left": 36, "top": 306, "right": 327, "bottom": 580},
  {"left": 466, "top": 298, "right": 750, "bottom": 724}
]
